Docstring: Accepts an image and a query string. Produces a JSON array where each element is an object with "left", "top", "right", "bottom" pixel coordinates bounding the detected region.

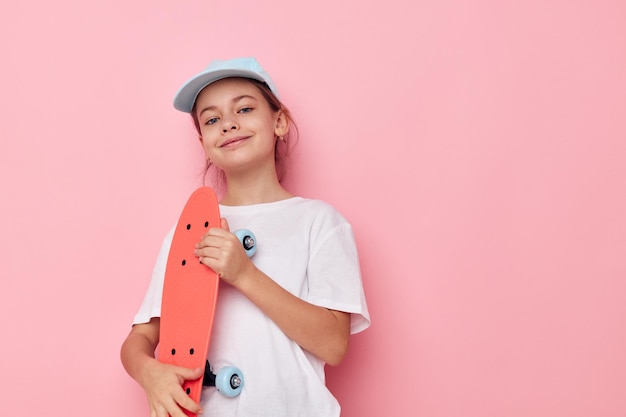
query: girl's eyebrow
[{"left": 198, "top": 95, "right": 257, "bottom": 117}]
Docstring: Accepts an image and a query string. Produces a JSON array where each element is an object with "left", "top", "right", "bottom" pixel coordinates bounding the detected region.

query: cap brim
[{"left": 173, "top": 69, "right": 272, "bottom": 113}]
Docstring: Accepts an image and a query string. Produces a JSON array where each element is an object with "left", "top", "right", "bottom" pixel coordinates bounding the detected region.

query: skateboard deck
[{"left": 159, "top": 187, "right": 221, "bottom": 415}]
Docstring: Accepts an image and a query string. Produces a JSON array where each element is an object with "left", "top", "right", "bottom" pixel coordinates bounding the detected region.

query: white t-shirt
[{"left": 133, "top": 197, "right": 370, "bottom": 417}]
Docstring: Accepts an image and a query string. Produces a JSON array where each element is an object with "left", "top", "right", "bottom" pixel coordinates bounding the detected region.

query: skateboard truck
[{"left": 202, "top": 360, "right": 244, "bottom": 398}]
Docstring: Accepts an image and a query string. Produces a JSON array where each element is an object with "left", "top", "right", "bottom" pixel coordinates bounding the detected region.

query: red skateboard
[{"left": 159, "top": 187, "right": 256, "bottom": 415}]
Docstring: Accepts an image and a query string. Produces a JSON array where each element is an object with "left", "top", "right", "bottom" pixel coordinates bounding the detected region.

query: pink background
[{"left": 1, "top": 1, "right": 625, "bottom": 416}]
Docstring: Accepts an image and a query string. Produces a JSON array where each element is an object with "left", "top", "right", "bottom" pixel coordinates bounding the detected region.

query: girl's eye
[
  {"left": 205, "top": 117, "right": 219, "bottom": 125},
  {"left": 239, "top": 107, "right": 253, "bottom": 114}
]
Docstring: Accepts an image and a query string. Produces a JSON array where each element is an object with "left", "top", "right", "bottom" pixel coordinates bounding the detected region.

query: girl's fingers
[
  {"left": 194, "top": 224, "right": 252, "bottom": 283},
  {"left": 195, "top": 245, "right": 222, "bottom": 260},
  {"left": 196, "top": 227, "right": 231, "bottom": 250},
  {"left": 196, "top": 230, "right": 241, "bottom": 256},
  {"left": 158, "top": 367, "right": 204, "bottom": 417},
  {"left": 172, "top": 391, "right": 203, "bottom": 416},
  {"left": 179, "top": 366, "right": 204, "bottom": 380}
]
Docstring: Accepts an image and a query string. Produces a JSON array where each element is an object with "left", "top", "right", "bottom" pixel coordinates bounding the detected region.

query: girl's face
[{"left": 194, "top": 77, "right": 288, "bottom": 177}]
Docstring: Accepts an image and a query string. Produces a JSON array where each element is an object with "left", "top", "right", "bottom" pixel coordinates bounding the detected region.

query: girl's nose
[{"left": 222, "top": 121, "right": 238, "bottom": 133}]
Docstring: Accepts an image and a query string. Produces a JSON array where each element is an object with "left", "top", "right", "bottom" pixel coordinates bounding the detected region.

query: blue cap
[{"left": 173, "top": 57, "right": 279, "bottom": 113}]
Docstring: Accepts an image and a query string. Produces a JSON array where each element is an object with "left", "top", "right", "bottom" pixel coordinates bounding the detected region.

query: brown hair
[{"left": 190, "top": 78, "right": 298, "bottom": 186}]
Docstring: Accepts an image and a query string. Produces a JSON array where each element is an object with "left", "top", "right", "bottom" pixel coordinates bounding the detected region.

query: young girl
[{"left": 120, "top": 57, "right": 370, "bottom": 417}]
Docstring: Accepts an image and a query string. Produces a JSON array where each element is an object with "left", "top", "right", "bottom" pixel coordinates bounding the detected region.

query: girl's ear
[{"left": 274, "top": 109, "right": 290, "bottom": 138}]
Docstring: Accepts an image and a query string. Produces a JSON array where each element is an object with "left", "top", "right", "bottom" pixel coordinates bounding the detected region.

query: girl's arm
[
  {"left": 120, "top": 318, "right": 204, "bottom": 417},
  {"left": 195, "top": 219, "right": 351, "bottom": 366},
  {"left": 234, "top": 267, "right": 351, "bottom": 366}
]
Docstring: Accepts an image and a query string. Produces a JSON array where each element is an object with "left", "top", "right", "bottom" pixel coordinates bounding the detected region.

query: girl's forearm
[
  {"left": 120, "top": 321, "right": 160, "bottom": 386},
  {"left": 233, "top": 267, "right": 351, "bottom": 366}
]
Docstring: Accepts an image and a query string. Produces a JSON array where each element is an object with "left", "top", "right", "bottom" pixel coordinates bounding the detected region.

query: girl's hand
[
  {"left": 139, "top": 360, "right": 204, "bottom": 417},
  {"left": 195, "top": 218, "right": 255, "bottom": 286}
]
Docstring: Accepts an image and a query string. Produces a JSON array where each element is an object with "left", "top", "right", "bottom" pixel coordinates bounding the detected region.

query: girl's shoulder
[
  {"left": 281, "top": 197, "right": 348, "bottom": 222},
  {"left": 290, "top": 198, "right": 353, "bottom": 236}
]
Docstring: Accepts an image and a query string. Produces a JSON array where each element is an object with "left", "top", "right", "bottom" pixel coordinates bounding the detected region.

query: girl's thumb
[{"left": 181, "top": 367, "right": 204, "bottom": 381}]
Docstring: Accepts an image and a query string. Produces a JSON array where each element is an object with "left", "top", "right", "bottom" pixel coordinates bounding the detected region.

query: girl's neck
[{"left": 220, "top": 170, "right": 293, "bottom": 206}]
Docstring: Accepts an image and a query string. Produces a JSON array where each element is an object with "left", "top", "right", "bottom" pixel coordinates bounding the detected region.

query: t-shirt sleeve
[
  {"left": 306, "top": 209, "right": 371, "bottom": 335},
  {"left": 132, "top": 226, "right": 174, "bottom": 325}
]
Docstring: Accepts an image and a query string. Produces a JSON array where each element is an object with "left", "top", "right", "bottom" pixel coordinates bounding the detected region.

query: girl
[{"left": 120, "top": 57, "right": 370, "bottom": 417}]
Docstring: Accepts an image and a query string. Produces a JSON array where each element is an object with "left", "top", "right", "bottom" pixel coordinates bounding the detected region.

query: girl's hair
[{"left": 190, "top": 78, "right": 298, "bottom": 188}]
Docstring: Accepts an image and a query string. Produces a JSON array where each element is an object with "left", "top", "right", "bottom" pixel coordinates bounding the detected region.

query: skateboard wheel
[
  {"left": 215, "top": 366, "right": 244, "bottom": 397},
  {"left": 234, "top": 229, "right": 257, "bottom": 257}
]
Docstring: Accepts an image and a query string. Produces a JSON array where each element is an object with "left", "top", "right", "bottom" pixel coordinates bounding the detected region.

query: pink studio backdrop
[{"left": 1, "top": 1, "right": 625, "bottom": 416}]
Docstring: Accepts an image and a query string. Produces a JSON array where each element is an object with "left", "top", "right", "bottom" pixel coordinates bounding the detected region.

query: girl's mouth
[{"left": 220, "top": 136, "right": 250, "bottom": 148}]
